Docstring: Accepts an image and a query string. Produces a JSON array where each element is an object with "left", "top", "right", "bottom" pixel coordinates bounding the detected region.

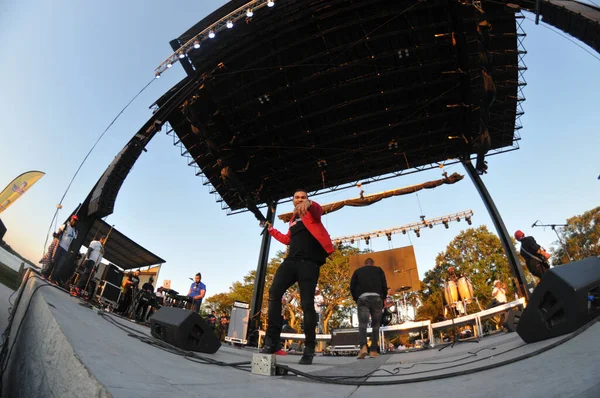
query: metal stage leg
[
  {"left": 247, "top": 203, "right": 277, "bottom": 346},
  {"left": 462, "top": 160, "right": 529, "bottom": 300}
]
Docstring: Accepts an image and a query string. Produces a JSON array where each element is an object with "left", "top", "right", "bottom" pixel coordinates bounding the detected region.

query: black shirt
[
  {"left": 520, "top": 236, "right": 543, "bottom": 267},
  {"left": 142, "top": 282, "right": 154, "bottom": 292},
  {"left": 350, "top": 266, "right": 388, "bottom": 301},
  {"left": 287, "top": 218, "right": 327, "bottom": 265}
]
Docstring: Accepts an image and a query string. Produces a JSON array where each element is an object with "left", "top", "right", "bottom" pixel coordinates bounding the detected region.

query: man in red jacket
[{"left": 262, "top": 189, "right": 334, "bottom": 364}]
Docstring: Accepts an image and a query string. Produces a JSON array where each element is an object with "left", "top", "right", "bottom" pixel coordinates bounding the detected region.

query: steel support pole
[
  {"left": 247, "top": 203, "right": 277, "bottom": 346},
  {"left": 462, "top": 160, "right": 529, "bottom": 299}
]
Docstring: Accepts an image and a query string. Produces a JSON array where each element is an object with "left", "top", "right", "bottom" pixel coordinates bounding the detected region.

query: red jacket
[{"left": 268, "top": 201, "right": 334, "bottom": 255}]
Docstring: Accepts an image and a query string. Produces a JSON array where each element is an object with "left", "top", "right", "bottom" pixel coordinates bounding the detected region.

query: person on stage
[
  {"left": 314, "top": 287, "right": 325, "bottom": 334},
  {"left": 447, "top": 266, "right": 461, "bottom": 282},
  {"left": 72, "top": 235, "right": 106, "bottom": 297},
  {"left": 262, "top": 189, "right": 334, "bottom": 365},
  {"left": 486, "top": 280, "right": 508, "bottom": 309},
  {"left": 42, "top": 214, "right": 79, "bottom": 285},
  {"left": 515, "top": 230, "right": 551, "bottom": 279},
  {"left": 188, "top": 273, "right": 206, "bottom": 313},
  {"left": 119, "top": 270, "right": 140, "bottom": 314},
  {"left": 350, "top": 257, "right": 388, "bottom": 359}
]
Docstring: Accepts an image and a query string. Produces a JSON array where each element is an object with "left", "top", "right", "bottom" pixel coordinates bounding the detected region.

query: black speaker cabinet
[
  {"left": 517, "top": 256, "right": 600, "bottom": 343},
  {"left": 330, "top": 328, "right": 373, "bottom": 346},
  {"left": 150, "top": 307, "right": 221, "bottom": 353}
]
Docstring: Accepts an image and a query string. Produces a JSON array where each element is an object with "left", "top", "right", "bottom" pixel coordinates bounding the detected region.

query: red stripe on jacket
[{"left": 268, "top": 201, "right": 334, "bottom": 255}]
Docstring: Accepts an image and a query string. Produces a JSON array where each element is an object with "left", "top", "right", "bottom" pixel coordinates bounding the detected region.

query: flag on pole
[{"left": 0, "top": 171, "right": 45, "bottom": 214}]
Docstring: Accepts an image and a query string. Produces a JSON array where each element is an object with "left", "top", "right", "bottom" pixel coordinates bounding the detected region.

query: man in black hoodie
[{"left": 350, "top": 258, "right": 388, "bottom": 359}]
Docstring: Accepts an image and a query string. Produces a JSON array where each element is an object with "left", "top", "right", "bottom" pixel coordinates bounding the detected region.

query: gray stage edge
[{"left": 2, "top": 270, "right": 110, "bottom": 398}]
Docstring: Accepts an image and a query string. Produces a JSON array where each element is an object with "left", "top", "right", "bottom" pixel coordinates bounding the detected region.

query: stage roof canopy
[
  {"left": 83, "top": 219, "right": 165, "bottom": 270},
  {"left": 156, "top": 0, "right": 524, "bottom": 213}
]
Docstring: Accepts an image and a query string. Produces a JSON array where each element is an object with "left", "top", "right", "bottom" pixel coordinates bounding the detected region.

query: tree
[
  {"left": 550, "top": 206, "right": 600, "bottom": 265},
  {"left": 417, "top": 226, "right": 516, "bottom": 321},
  {"left": 318, "top": 245, "right": 357, "bottom": 333}
]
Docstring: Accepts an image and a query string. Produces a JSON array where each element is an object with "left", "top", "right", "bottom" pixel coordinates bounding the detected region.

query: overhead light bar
[
  {"left": 332, "top": 210, "right": 475, "bottom": 244},
  {"left": 154, "top": 0, "right": 275, "bottom": 76}
]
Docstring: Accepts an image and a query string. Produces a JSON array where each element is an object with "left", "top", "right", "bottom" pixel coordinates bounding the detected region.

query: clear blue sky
[{"left": 1, "top": 0, "right": 598, "bottom": 298}]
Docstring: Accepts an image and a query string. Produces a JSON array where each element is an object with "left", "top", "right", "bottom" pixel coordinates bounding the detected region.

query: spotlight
[
  {"left": 193, "top": 41, "right": 200, "bottom": 49},
  {"left": 246, "top": 9, "right": 254, "bottom": 17},
  {"left": 365, "top": 236, "right": 370, "bottom": 245},
  {"left": 155, "top": 72, "right": 161, "bottom": 79},
  {"left": 209, "top": 30, "right": 216, "bottom": 39},
  {"left": 350, "top": 239, "right": 355, "bottom": 244},
  {"left": 179, "top": 53, "right": 185, "bottom": 59},
  {"left": 415, "top": 228, "right": 420, "bottom": 238},
  {"left": 226, "top": 20, "right": 234, "bottom": 29},
  {"left": 443, "top": 219, "right": 449, "bottom": 229},
  {"left": 428, "top": 223, "right": 433, "bottom": 229},
  {"left": 456, "top": 217, "right": 461, "bottom": 222},
  {"left": 466, "top": 216, "right": 472, "bottom": 225},
  {"left": 386, "top": 232, "right": 392, "bottom": 242},
  {"left": 402, "top": 229, "right": 407, "bottom": 235},
  {"left": 267, "top": 0, "right": 275, "bottom": 7},
  {"left": 167, "top": 62, "right": 172, "bottom": 68}
]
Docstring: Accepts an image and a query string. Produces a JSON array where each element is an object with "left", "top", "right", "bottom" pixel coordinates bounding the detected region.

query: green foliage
[{"left": 551, "top": 206, "right": 600, "bottom": 265}]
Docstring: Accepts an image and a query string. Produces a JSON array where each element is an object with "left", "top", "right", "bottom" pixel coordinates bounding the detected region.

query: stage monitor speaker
[
  {"left": 517, "top": 256, "right": 600, "bottom": 343},
  {"left": 330, "top": 328, "right": 374, "bottom": 346},
  {"left": 150, "top": 307, "right": 221, "bottom": 353}
]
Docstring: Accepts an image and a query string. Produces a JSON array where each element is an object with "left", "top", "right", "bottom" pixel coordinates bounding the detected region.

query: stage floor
[{"left": 14, "top": 279, "right": 600, "bottom": 397}]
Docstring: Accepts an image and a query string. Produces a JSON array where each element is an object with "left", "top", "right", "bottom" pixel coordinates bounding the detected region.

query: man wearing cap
[
  {"left": 42, "top": 214, "right": 79, "bottom": 284},
  {"left": 486, "top": 280, "right": 508, "bottom": 309},
  {"left": 514, "top": 230, "right": 551, "bottom": 279}
]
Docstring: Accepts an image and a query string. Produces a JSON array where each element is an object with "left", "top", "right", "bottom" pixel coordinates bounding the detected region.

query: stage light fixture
[
  {"left": 428, "top": 223, "right": 433, "bottom": 229},
  {"left": 209, "top": 30, "right": 216, "bottom": 39},
  {"left": 179, "top": 53, "right": 185, "bottom": 59},
  {"left": 466, "top": 216, "right": 472, "bottom": 225},
  {"left": 267, "top": 0, "right": 275, "bottom": 7},
  {"left": 386, "top": 232, "right": 392, "bottom": 241},
  {"left": 456, "top": 217, "right": 461, "bottom": 222},
  {"left": 443, "top": 219, "right": 449, "bottom": 229},
  {"left": 226, "top": 20, "right": 234, "bottom": 28},
  {"left": 402, "top": 229, "right": 406, "bottom": 235},
  {"left": 415, "top": 228, "right": 420, "bottom": 238},
  {"left": 365, "top": 236, "right": 370, "bottom": 245},
  {"left": 167, "top": 62, "right": 172, "bottom": 68},
  {"left": 350, "top": 239, "right": 355, "bottom": 244},
  {"left": 246, "top": 9, "right": 254, "bottom": 17},
  {"left": 193, "top": 41, "right": 200, "bottom": 49},
  {"left": 155, "top": 72, "right": 161, "bottom": 79}
]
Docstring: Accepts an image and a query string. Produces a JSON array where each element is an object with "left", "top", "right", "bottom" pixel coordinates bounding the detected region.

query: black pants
[
  {"left": 528, "top": 260, "right": 549, "bottom": 279},
  {"left": 76, "top": 260, "right": 95, "bottom": 290},
  {"left": 192, "top": 300, "right": 201, "bottom": 313},
  {"left": 357, "top": 295, "right": 383, "bottom": 348},
  {"left": 266, "top": 258, "right": 320, "bottom": 349}
]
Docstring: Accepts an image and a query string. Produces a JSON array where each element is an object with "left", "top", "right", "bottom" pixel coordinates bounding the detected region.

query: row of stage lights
[
  {"left": 155, "top": 0, "right": 276, "bottom": 78},
  {"left": 332, "top": 210, "right": 474, "bottom": 248}
]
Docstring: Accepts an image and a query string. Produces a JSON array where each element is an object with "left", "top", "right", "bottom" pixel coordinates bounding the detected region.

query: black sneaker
[{"left": 299, "top": 346, "right": 315, "bottom": 365}]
